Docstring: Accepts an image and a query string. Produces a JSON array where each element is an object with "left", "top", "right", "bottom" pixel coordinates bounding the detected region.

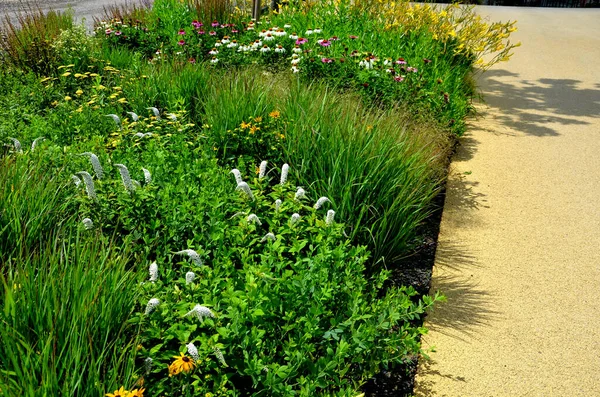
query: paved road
[
  {"left": 415, "top": 6, "right": 600, "bottom": 397},
  {"left": 0, "top": 0, "right": 141, "bottom": 26}
]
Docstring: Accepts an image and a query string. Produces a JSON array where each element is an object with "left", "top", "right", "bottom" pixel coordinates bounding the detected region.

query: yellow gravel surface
[{"left": 415, "top": 6, "right": 600, "bottom": 397}]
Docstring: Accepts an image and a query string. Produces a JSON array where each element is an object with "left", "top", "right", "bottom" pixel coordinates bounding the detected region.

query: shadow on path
[{"left": 477, "top": 69, "right": 600, "bottom": 137}]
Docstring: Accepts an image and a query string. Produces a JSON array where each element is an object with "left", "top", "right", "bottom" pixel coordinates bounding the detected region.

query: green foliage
[{"left": 133, "top": 176, "right": 439, "bottom": 396}]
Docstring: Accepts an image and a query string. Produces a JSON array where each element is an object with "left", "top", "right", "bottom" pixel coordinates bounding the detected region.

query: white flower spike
[
  {"left": 147, "top": 107, "right": 161, "bottom": 119},
  {"left": 314, "top": 196, "right": 330, "bottom": 209},
  {"left": 326, "top": 209, "right": 336, "bottom": 225},
  {"left": 213, "top": 347, "right": 227, "bottom": 367},
  {"left": 145, "top": 298, "right": 160, "bottom": 314},
  {"left": 31, "top": 137, "right": 45, "bottom": 152},
  {"left": 290, "top": 213, "right": 300, "bottom": 225},
  {"left": 167, "top": 113, "right": 177, "bottom": 121},
  {"left": 295, "top": 187, "right": 306, "bottom": 201},
  {"left": 275, "top": 199, "right": 282, "bottom": 212},
  {"left": 261, "top": 232, "right": 276, "bottom": 242},
  {"left": 8, "top": 138, "right": 22, "bottom": 153},
  {"left": 259, "top": 160, "right": 268, "bottom": 178},
  {"left": 149, "top": 261, "right": 158, "bottom": 282},
  {"left": 82, "top": 218, "right": 94, "bottom": 230},
  {"left": 236, "top": 181, "right": 255, "bottom": 201},
  {"left": 71, "top": 174, "right": 81, "bottom": 187},
  {"left": 230, "top": 168, "right": 243, "bottom": 184},
  {"left": 142, "top": 168, "right": 151, "bottom": 185},
  {"left": 144, "top": 357, "right": 152, "bottom": 375},
  {"left": 114, "top": 164, "right": 136, "bottom": 193},
  {"left": 187, "top": 342, "right": 199, "bottom": 361},
  {"left": 280, "top": 163, "right": 289, "bottom": 185},
  {"left": 126, "top": 111, "right": 139, "bottom": 121},
  {"left": 247, "top": 214, "right": 262, "bottom": 225},
  {"left": 185, "top": 304, "right": 215, "bottom": 321},
  {"left": 185, "top": 271, "right": 196, "bottom": 285},
  {"left": 105, "top": 114, "right": 122, "bottom": 130},
  {"left": 176, "top": 249, "right": 203, "bottom": 266},
  {"left": 75, "top": 171, "right": 97, "bottom": 201},
  {"left": 81, "top": 152, "right": 104, "bottom": 179}
]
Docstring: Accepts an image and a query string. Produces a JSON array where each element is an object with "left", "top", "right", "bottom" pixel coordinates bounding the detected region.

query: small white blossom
[
  {"left": 260, "top": 45, "right": 271, "bottom": 53},
  {"left": 82, "top": 218, "right": 94, "bottom": 230},
  {"left": 291, "top": 58, "right": 301, "bottom": 65},
  {"left": 185, "top": 271, "right": 196, "bottom": 284},
  {"left": 75, "top": 171, "right": 97, "bottom": 201},
  {"left": 294, "top": 187, "right": 306, "bottom": 201},
  {"left": 291, "top": 66, "right": 300, "bottom": 73},
  {"left": 261, "top": 232, "right": 276, "bottom": 242},
  {"left": 275, "top": 199, "right": 282, "bottom": 212},
  {"left": 314, "top": 28, "right": 322, "bottom": 33},
  {"left": 176, "top": 249, "right": 203, "bottom": 266},
  {"left": 147, "top": 107, "right": 161, "bottom": 119},
  {"left": 210, "top": 57, "right": 219, "bottom": 64},
  {"left": 292, "top": 47, "right": 302, "bottom": 53},
  {"left": 144, "top": 357, "right": 152, "bottom": 375},
  {"left": 326, "top": 209, "right": 336, "bottom": 225},
  {"left": 247, "top": 214, "right": 262, "bottom": 225},
  {"left": 187, "top": 342, "right": 199, "bottom": 361},
  {"left": 275, "top": 45, "right": 286, "bottom": 53},
  {"left": 280, "top": 163, "right": 289, "bottom": 185},
  {"left": 167, "top": 113, "right": 177, "bottom": 121},
  {"left": 221, "top": 37, "right": 230, "bottom": 44},
  {"left": 213, "top": 347, "right": 227, "bottom": 367},
  {"left": 8, "top": 137, "right": 22, "bottom": 153},
  {"left": 230, "top": 168, "right": 243, "bottom": 184},
  {"left": 305, "top": 29, "right": 313, "bottom": 35},
  {"left": 208, "top": 49, "right": 219, "bottom": 55},
  {"left": 214, "top": 40, "right": 222, "bottom": 47},
  {"left": 126, "top": 111, "right": 139, "bottom": 121},
  {"left": 284, "top": 24, "right": 292, "bottom": 28},
  {"left": 289, "top": 34, "right": 298, "bottom": 40},
  {"left": 185, "top": 304, "right": 214, "bottom": 321},
  {"left": 236, "top": 181, "right": 255, "bottom": 201},
  {"left": 290, "top": 213, "right": 300, "bottom": 225},
  {"left": 227, "top": 41, "right": 238, "bottom": 48},
  {"left": 31, "top": 137, "right": 45, "bottom": 152},
  {"left": 81, "top": 152, "right": 104, "bottom": 179},
  {"left": 314, "top": 196, "right": 330, "bottom": 209},
  {"left": 145, "top": 298, "right": 160, "bottom": 314},
  {"left": 149, "top": 261, "right": 158, "bottom": 281},
  {"left": 114, "top": 164, "right": 136, "bottom": 193},
  {"left": 142, "top": 168, "right": 151, "bottom": 185},
  {"left": 259, "top": 160, "right": 268, "bottom": 178}
]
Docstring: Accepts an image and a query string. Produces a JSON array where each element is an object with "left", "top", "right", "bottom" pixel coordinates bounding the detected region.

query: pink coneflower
[
  {"left": 232, "top": 29, "right": 239, "bottom": 33},
  {"left": 394, "top": 76, "right": 405, "bottom": 82},
  {"left": 296, "top": 37, "right": 308, "bottom": 45},
  {"left": 177, "top": 40, "right": 185, "bottom": 45},
  {"left": 197, "top": 30, "right": 205, "bottom": 34},
  {"left": 211, "top": 20, "right": 219, "bottom": 27},
  {"left": 330, "top": 36, "right": 339, "bottom": 41},
  {"left": 349, "top": 35, "right": 358, "bottom": 40},
  {"left": 423, "top": 58, "right": 432, "bottom": 64},
  {"left": 395, "top": 57, "right": 407, "bottom": 65},
  {"left": 321, "top": 57, "right": 333, "bottom": 63},
  {"left": 178, "top": 29, "right": 186, "bottom": 35},
  {"left": 105, "top": 28, "right": 112, "bottom": 35},
  {"left": 115, "top": 31, "right": 122, "bottom": 36},
  {"left": 189, "top": 57, "right": 196, "bottom": 64},
  {"left": 318, "top": 39, "right": 331, "bottom": 47},
  {"left": 192, "top": 20, "right": 203, "bottom": 29},
  {"left": 406, "top": 66, "right": 418, "bottom": 73},
  {"left": 209, "top": 31, "right": 216, "bottom": 36}
]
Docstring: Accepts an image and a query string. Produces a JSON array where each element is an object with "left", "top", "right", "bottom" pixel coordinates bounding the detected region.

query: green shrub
[{"left": 131, "top": 173, "right": 440, "bottom": 396}]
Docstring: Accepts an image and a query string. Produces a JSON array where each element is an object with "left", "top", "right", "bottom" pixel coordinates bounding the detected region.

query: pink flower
[
  {"left": 395, "top": 57, "right": 407, "bottom": 65},
  {"left": 178, "top": 29, "right": 185, "bottom": 35},
  {"left": 318, "top": 39, "right": 331, "bottom": 47},
  {"left": 321, "top": 57, "right": 333, "bottom": 63},
  {"left": 406, "top": 66, "right": 418, "bottom": 73},
  {"left": 296, "top": 37, "right": 308, "bottom": 45},
  {"left": 105, "top": 29, "right": 112, "bottom": 35},
  {"left": 209, "top": 31, "right": 217, "bottom": 36},
  {"left": 330, "top": 36, "right": 339, "bottom": 41},
  {"left": 192, "top": 20, "right": 203, "bottom": 29},
  {"left": 115, "top": 31, "right": 122, "bottom": 36},
  {"left": 197, "top": 30, "right": 205, "bottom": 34},
  {"left": 394, "top": 76, "right": 405, "bottom": 82},
  {"left": 349, "top": 35, "right": 358, "bottom": 40},
  {"left": 232, "top": 29, "right": 239, "bottom": 33},
  {"left": 178, "top": 40, "right": 185, "bottom": 45},
  {"left": 211, "top": 20, "right": 219, "bottom": 27}
]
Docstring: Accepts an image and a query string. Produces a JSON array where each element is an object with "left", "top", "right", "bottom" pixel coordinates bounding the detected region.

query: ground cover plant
[{"left": 0, "top": 1, "right": 517, "bottom": 395}]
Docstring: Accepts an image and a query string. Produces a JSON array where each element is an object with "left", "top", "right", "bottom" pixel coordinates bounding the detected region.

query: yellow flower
[
  {"left": 51, "top": 100, "right": 58, "bottom": 107},
  {"left": 75, "top": 106, "right": 83, "bottom": 113},
  {"left": 76, "top": 89, "right": 83, "bottom": 96},
  {"left": 64, "top": 96, "right": 72, "bottom": 101},
  {"left": 61, "top": 72, "right": 71, "bottom": 77},
  {"left": 269, "top": 110, "right": 280, "bottom": 118},
  {"left": 240, "top": 121, "right": 251, "bottom": 129},
  {"left": 105, "top": 386, "right": 129, "bottom": 397},
  {"left": 254, "top": 116, "right": 263, "bottom": 123},
  {"left": 117, "top": 98, "right": 128, "bottom": 104},
  {"left": 249, "top": 125, "right": 260, "bottom": 134},
  {"left": 168, "top": 353, "right": 195, "bottom": 376},
  {"left": 128, "top": 388, "right": 145, "bottom": 397}
]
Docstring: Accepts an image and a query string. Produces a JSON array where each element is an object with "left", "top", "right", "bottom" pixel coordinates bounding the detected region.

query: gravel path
[{"left": 415, "top": 6, "right": 600, "bottom": 396}]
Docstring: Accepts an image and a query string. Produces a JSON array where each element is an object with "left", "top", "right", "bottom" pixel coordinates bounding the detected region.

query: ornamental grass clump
[{"left": 128, "top": 172, "right": 441, "bottom": 396}]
